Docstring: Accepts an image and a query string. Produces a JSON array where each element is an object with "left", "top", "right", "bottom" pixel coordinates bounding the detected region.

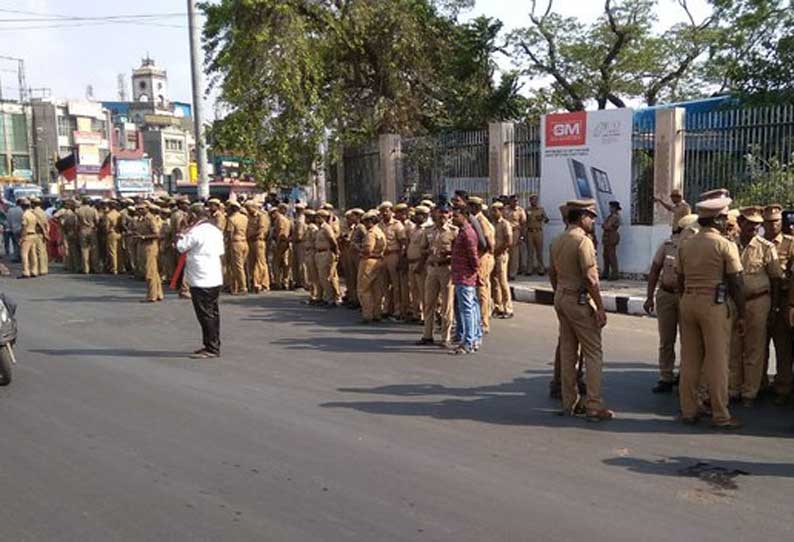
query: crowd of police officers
[{"left": 13, "top": 185, "right": 793, "bottom": 428}]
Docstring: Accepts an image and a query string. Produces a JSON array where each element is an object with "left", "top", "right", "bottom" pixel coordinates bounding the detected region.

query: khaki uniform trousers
[
  {"left": 766, "top": 300, "right": 793, "bottom": 396},
  {"left": 248, "top": 240, "right": 270, "bottom": 292},
  {"left": 526, "top": 230, "right": 544, "bottom": 273},
  {"left": 273, "top": 243, "right": 291, "bottom": 289},
  {"left": 357, "top": 258, "right": 383, "bottom": 321},
  {"left": 106, "top": 232, "right": 121, "bottom": 274},
  {"left": 20, "top": 234, "right": 39, "bottom": 277},
  {"left": 491, "top": 252, "right": 512, "bottom": 315},
  {"left": 382, "top": 251, "right": 404, "bottom": 317},
  {"left": 655, "top": 289, "right": 680, "bottom": 383},
  {"left": 554, "top": 291, "right": 605, "bottom": 413},
  {"left": 315, "top": 251, "right": 341, "bottom": 303},
  {"left": 230, "top": 240, "right": 249, "bottom": 294},
  {"left": 135, "top": 241, "right": 146, "bottom": 279},
  {"left": 477, "top": 253, "right": 495, "bottom": 332},
  {"left": 36, "top": 234, "right": 48, "bottom": 275},
  {"left": 143, "top": 241, "right": 163, "bottom": 301},
  {"left": 66, "top": 236, "right": 80, "bottom": 273},
  {"left": 79, "top": 231, "right": 99, "bottom": 274},
  {"left": 679, "top": 293, "right": 732, "bottom": 423},
  {"left": 603, "top": 242, "right": 619, "bottom": 279},
  {"left": 399, "top": 259, "right": 411, "bottom": 318},
  {"left": 408, "top": 262, "right": 426, "bottom": 321},
  {"left": 729, "top": 294, "right": 771, "bottom": 400},
  {"left": 346, "top": 252, "right": 360, "bottom": 305},
  {"left": 292, "top": 242, "right": 307, "bottom": 288},
  {"left": 305, "top": 250, "right": 321, "bottom": 301},
  {"left": 422, "top": 265, "right": 454, "bottom": 342},
  {"left": 508, "top": 242, "right": 521, "bottom": 279},
  {"left": 126, "top": 237, "right": 138, "bottom": 276}
]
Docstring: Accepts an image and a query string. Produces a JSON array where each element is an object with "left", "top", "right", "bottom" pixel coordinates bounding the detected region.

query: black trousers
[{"left": 190, "top": 286, "right": 221, "bottom": 355}]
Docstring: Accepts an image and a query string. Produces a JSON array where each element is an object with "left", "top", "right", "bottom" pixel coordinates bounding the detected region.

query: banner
[
  {"left": 116, "top": 159, "right": 151, "bottom": 180},
  {"left": 540, "top": 109, "right": 633, "bottom": 223}
]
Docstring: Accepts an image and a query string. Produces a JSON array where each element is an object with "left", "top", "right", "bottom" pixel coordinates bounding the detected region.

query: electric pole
[{"left": 187, "top": 0, "right": 210, "bottom": 200}]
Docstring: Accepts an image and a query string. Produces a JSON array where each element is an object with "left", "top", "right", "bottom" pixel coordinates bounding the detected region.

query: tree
[{"left": 508, "top": 0, "right": 721, "bottom": 111}]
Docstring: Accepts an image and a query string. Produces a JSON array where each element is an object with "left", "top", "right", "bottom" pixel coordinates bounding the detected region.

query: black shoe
[
  {"left": 415, "top": 338, "right": 435, "bottom": 346},
  {"left": 652, "top": 380, "right": 674, "bottom": 394},
  {"left": 502, "top": 312, "right": 514, "bottom": 319}
]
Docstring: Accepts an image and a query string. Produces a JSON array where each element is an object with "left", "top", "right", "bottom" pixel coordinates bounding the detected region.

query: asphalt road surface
[{"left": 1, "top": 267, "right": 792, "bottom": 542}]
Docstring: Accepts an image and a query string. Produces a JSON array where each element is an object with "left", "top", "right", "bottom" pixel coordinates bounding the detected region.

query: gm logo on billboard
[{"left": 545, "top": 112, "right": 587, "bottom": 147}]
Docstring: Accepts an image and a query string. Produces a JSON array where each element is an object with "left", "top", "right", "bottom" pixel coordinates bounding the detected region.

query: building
[
  {"left": 0, "top": 100, "right": 35, "bottom": 184},
  {"left": 31, "top": 98, "right": 114, "bottom": 197}
]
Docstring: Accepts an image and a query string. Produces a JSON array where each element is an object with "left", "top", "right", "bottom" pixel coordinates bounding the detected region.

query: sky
[{"left": 1, "top": 0, "right": 711, "bottom": 114}]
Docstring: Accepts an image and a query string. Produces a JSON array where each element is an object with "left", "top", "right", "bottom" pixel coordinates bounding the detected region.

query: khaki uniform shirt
[
  {"left": 770, "top": 233, "right": 794, "bottom": 279},
  {"left": 671, "top": 201, "right": 691, "bottom": 228},
  {"left": 60, "top": 209, "right": 78, "bottom": 238},
  {"left": 21, "top": 209, "right": 38, "bottom": 236},
  {"left": 378, "top": 218, "right": 406, "bottom": 253},
  {"left": 494, "top": 217, "right": 513, "bottom": 255},
  {"left": 738, "top": 235, "right": 781, "bottom": 296},
  {"left": 676, "top": 227, "right": 742, "bottom": 289},
  {"left": 226, "top": 212, "right": 249, "bottom": 242},
  {"left": 361, "top": 226, "right": 387, "bottom": 258},
  {"left": 406, "top": 224, "right": 426, "bottom": 261},
  {"left": 602, "top": 212, "right": 621, "bottom": 245},
  {"left": 104, "top": 209, "right": 121, "bottom": 235},
  {"left": 305, "top": 223, "right": 319, "bottom": 254},
  {"left": 139, "top": 213, "right": 161, "bottom": 242},
  {"left": 421, "top": 223, "right": 458, "bottom": 265},
  {"left": 651, "top": 235, "right": 680, "bottom": 292},
  {"left": 504, "top": 206, "right": 526, "bottom": 244},
  {"left": 350, "top": 223, "right": 367, "bottom": 256},
  {"left": 32, "top": 208, "right": 49, "bottom": 240},
  {"left": 526, "top": 206, "right": 548, "bottom": 232},
  {"left": 273, "top": 213, "right": 291, "bottom": 242},
  {"left": 210, "top": 210, "right": 227, "bottom": 231},
  {"left": 550, "top": 225, "right": 598, "bottom": 292},
  {"left": 315, "top": 222, "right": 336, "bottom": 251},
  {"left": 170, "top": 209, "right": 188, "bottom": 237},
  {"left": 472, "top": 212, "right": 495, "bottom": 253},
  {"left": 291, "top": 214, "right": 307, "bottom": 244},
  {"left": 76, "top": 205, "right": 98, "bottom": 234}
]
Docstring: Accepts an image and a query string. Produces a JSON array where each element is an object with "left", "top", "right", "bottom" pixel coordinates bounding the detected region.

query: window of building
[
  {"left": 57, "top": 115, "right": 71, "bottom": 137},
  {"left": 165, "top": 138, "right": 183, "bottom": 151},
  {"left": 10, "top": 114, "right": 28, "bottom": 152},
  {"left": 91, "top": 118, "right": 106, "bottom": 135},
  {"left": 126, "top": 133, "right": 138, "bottom": 150},
  {"left": 0, "top": 114, "right": 6, "bottom": 152},
  {"left": 0, "top": 159, "right": 7, "bottom": 176},
  {"left": 139, "top": 81, "right": 146, "bottom": 90},
  {"left": 12, "top": 155, "right": 31, "bottom": 171}
]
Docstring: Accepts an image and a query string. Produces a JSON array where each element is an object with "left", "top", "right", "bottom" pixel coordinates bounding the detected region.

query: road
[{"left": 0, "top": 268, "right": 792, "bottom": 542}]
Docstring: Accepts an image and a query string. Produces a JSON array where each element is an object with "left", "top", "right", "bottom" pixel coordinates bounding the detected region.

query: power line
[
  {"left": 0, "top": 14, "right": 187, "bottom": 22},
  {"left": 0, "top": 21, "right": 186, "bottom": 31}
]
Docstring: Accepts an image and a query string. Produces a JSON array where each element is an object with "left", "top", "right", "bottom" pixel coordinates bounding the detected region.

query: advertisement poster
[{"left": 540, "top": 109, "right": 633, "bottom": 224}]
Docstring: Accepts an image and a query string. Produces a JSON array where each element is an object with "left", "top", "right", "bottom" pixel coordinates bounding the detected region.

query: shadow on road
[{"left": 30, "top": 348, "right": 189, "bottom": 359}]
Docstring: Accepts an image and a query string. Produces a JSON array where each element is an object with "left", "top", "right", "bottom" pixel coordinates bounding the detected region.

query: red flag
[
  {"left": 170, "top": 253, "right": 187, "bottom": 290},
  {"left": 99, "top": 154, "right": 112, "bottom": 179},
  {"left": 55, "top": 153, "right": 77, "bottom": 181}
]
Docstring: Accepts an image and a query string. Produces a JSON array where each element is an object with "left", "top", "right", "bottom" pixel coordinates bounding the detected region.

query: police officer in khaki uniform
[
  {"left": 549, "top": 199, "right": 613, "bottom": 421},
  {"left": 171, "top": 197, "right": 192, "bottom": 298},
  {"left": 467, "top": 197, "right": 495, "bottom": 333},
  {"left": 123, "top": 203, "right": 139, "bottom": 276},
  {"left": 59, "top": 199, "right": 79, "bottom": 273},
  {"left": 525, "top": 194, "right": 549, "bottom": 275},
  {"left": 395, "top": 203, "right": 413, "bottom": 318},
  {"left": 341, "top": 209, "right": 365, "bottom": 308},
  {"left": 30, "top": 197, "right": 49, "bottom": 276},
  {"left": 358, "top": 210, "right": 387, "bottom": 322},
  {"left": 762, "top": 204, "right": 794, "bottom": 403},
  {"left": 654, "top": 188, "right": 691, "bottom": 228},
  {"left": 406, "top": 206, "right": 430, "bottom": 323},
  {"left": 291, "top": 203, "right": 308, "bottom": 289},
  {"left": 245, "top": 200, "right": 270, "bottom": 293},
  {"left": 490, "top": 201, "right": 514, "bottom": 318},
  {"left": 676, "top": 195, "right": 744, "bottom": 428},
  {"left": 104, "top": 200, "right": 122, "bottom": 274},
  {"left": 416, "top": 205, "right": 457, "bottom": 346},
  {"left": 644, "top": 213, "right": 699, "bottom": 393},
  {"left": 377, "top": 201, "right": 407, "bottom": 320},
  {"left": 137, "top": 202, "right": 164, "bottom": 302},
  {"left": 601, "top": 200, "right": 621, "bottom": 280},
  {"left": 303, "top": 209, "right": 322, "bottom": 304},
  {"left": 504, "top": 195, "right": 526, "bottom": 279},
  {"left": 76, "top": 196, "right": 99, "bottom": 274},
  {"left": 315, "top": 209, "right": 341, "bottom": 306},
  {"left": 272, "top": 203, "right": 292, "bottom": 290},
  {"left": 17, "top": 198, "right": 39, "bottom": 278},
  {"left": 729, "top": 206, "right": 781, "bottom": 406},
  {"left": 226, "top": 201, "right": 249, "bottom": 295}
]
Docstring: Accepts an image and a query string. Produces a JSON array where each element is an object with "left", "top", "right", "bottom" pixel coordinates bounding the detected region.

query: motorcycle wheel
[{"left": 0, "top": 345, "right": 12, "bottom": 386}]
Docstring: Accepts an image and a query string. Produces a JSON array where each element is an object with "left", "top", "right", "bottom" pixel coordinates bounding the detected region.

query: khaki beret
[
  {"left": 739, "top": 205, "right": 763, "bottom": 223},
  {"left": 414, "top": 205, "right": 430, "bottom": 214},
  {"left": 763, "top": 204, "right": 783, "bottom": 221},
  {"left": 244, "top": 200, "right": 258, "bottom": 208},
  {"left": 322, "top": 203, "right": 334, "bottom": 210},
  {"left": 699, "top": 188, "right": 730, "bottom": 200},
  {"left": 317, "top": 209, "right": 331, "bottom": 218},
  {"left": 695, "top": 197, "right": 732, "bottom": 218},
  {"left": 528, "top": 193, "right": 538, "bottom": 199},
  {"left": 30, "top": 196, "right": 41, "bottom": 204},
  {"left": 378, "top": 201, "right": 393, "bottom": 210},
  {"left": 349, "top": 208, "right": 365, "bottom": 215},
  {"left": 16, "top": 197, "right": 29, "bottom": 205},
  {"left": 207, "top": 198, "right": 221, "bottom": 205},
  {"left": 304, "top": 209, "right": 316, "bottom": 217},
  {"left": 670, "top": 188, "right": 683, "bottom": 197},
  {"left": 420, "top": 199, "right": 435, "bottom": 208},
  {"left": 394, "top": 203, "right": 409, "bottom": 211},
  {"left": 190, "top": 202, "right": 204, "bottom": 213},
  {"left": 677, "top": 213, "right": 699, "bottom": 230},
  {"left": 490, "top": 201, "right": 504, "bottom": 210},
  {"left": 467, "top": 196, "right": 484, "bottom": 206},
  {"left": 565, "top": 199, "right": 598, "bottom": 216},
  {"left": 295, "top": 202, "right": 307, "bottom": 210},
  {"left": 227, "top": 200, "right": 241, "bottom": 208},
  {"left": 362, "top": 210, "right": 379, "bottom": 221}
]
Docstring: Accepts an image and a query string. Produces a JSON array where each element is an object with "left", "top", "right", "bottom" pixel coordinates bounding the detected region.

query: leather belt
[
  {"left": 429, "top": 260, "right": 451, "bottom": 267},
  {"left": 316, "top": 248, "right": 330, "bottom": 253},
  {"left": 527, "top": 228, "right": 542, "bottom": 233},
  {"left": 746, "top": 289, "right": 770, "bottom": 301},
  {"left": 363, "top": 255, "right": 383, "bottom": 260},
  {"left": 684, "top": 287, "right": 716, "bottom": 296},
  {"left": 659, "top": 284, "right": 679, "bottom": 294}
]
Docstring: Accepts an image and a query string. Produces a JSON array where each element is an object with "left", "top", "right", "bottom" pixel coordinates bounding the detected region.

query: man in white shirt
[{"left": 176, "top": 203, "right": 225, "bottom": 359}]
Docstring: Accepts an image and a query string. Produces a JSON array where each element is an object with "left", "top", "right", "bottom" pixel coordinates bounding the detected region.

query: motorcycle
[{"left": 0, "top": 293, "right": 17, "bottom": 385}]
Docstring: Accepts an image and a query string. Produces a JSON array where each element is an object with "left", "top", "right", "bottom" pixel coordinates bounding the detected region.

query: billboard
[
  {"left": 540, "top": 109, "right": 633, "bottom": 222},
  {"left": 116, "top": 159, "right": 151, "bottom": 180}
]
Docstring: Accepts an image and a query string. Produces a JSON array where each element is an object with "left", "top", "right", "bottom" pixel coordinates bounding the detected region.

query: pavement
[
  {"left": 0, "top": 265, "right": 793, "bottom": 541},
  {"left": 511, "top": 274, "right": 649, "bottom": 315}
]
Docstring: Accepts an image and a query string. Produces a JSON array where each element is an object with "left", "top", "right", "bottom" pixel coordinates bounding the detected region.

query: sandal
[
  {"left": 585, "top": 409, "right": 615, "bottom": 422},
  {"left": 449, "top": 346, "right": 472, "bottom": 356}
]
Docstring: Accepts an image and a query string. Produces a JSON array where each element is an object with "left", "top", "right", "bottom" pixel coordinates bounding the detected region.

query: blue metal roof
[{"left": 633, "top": 96, "right": 737, "bottom": 127}]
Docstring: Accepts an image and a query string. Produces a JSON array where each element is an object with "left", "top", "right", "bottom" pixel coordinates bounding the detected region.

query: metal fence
[
  {"left": 632, "top": 115, "right": 655, "bottom": 225},
  {"left": 684, "top": 103, "right": 794, "bottom": 204},
  {"left": 513, "top": 122, "right": 541, "bottom": 207},
  {"left": 342, "top": 142, "right": 380, "bottom": 210}
]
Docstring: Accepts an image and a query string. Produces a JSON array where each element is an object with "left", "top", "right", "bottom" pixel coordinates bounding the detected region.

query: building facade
[{"left": 0, "top": 101, "right": 34, "bottom": 184}]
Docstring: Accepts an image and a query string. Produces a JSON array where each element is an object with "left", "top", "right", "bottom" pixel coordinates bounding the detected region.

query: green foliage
[{"left": 734, "top": 149, "right": 794, "bottom": 207}]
